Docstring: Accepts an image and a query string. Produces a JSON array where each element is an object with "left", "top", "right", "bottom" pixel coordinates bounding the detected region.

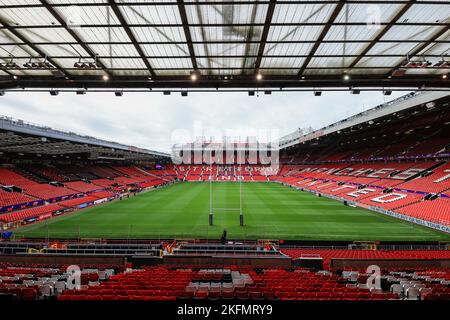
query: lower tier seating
[{"left": 0, "top": 204, "right": 63, "bottom": 223}]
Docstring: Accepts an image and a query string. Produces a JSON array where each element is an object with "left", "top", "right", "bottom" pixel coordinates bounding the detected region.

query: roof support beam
[
  {"left": 241, "top": 2, "right": 259, "bottom": 74},
  {"left": 347, "top": 0, "right": 415, "bottom": 70},
  {"left": 39, "top": 0, "right": 110, "bottom": 76},
  {"left": 1, "top": 40, "right": 449, "bottom": 46},
  {"left": 298, "top": 0, "right": 346, "bottom": 76},
  {"left": 194, "top": 0, "right": 211, "bottom": 72},
  {"left": 0, "top": 19, "right": 69, "bottom": 78},
  {"left": 108, "top": 0, "right": 155, "bottom": 77},
  {"left": 253, "top": 0, "right": 277, "bottom": 72},
  {"left": 0, "top": 1, "right": 447, "bottom": 8},
  {"left": 177, "top": 0, "right": 198, "bottom": 70}
]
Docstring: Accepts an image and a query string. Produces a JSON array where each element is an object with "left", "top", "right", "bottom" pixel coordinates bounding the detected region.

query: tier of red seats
[
  {"left": 65, "top": 181, "right": 103, "bottom": 193},
  {"left": 57, "top": 196, "right": 98, "bottom": 208},
  {"left": 91, "top": 179, "right": 116, "bottom": 188},
  {"left": 90, "top": 191, "right": 116, "bottom": 199},
  {"left": 395, "top": 162, "right": 450, "bottom": 193},
  {"left": 60, "top": 266, "right": 192, "bottom": 301},
  {"left": 397, "top": 198, "right": 450, "bottom": 225},
  {"left": 0, "top": 189, "right": 37, "bottom": 207},
  {"left": 280, "top": 249, "right": 450, "bottom": 269},
  {"left": 0, "top": 203, "right": 62, "bottom": 222}
]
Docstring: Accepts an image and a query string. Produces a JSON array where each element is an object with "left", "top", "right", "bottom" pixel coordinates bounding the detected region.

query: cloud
[{"left": 0, "top": 90, "right": 410, "bottom": 153}]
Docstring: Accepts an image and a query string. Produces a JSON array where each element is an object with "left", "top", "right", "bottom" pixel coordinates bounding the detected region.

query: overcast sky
[{"left": 0, "top": 90, "right": 410, "bottom": 153}]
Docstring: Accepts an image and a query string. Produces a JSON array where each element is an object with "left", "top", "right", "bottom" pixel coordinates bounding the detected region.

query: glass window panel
[
  {"left": 88, "top": 44, "right": 140, "bottom": 57},
  {"left": 261, "top": 57, "right": 305, "bottom": 70},
  {"left": 355, "top": 56, "right": 402, "bottom": 68},
  {"left": 73, "top": 27, "right": 130, "bottom": 42},
  {"left": 0, "top": 0, "right": 40, "bottom": 5},
  {"left": 324, "top": 25, "right": 379, "bottom": 41},
  {"left": 265, "top": 43, "right": 313, "bottom": 56},
  {"left": 367, "top": 42, "right": 419, "bottom": 55},
  {"left": 51, "top": 1, "right": 120, "bottom": 25},
  {"left": 272, "top": 3, "right": 337, "bottom": 25},
  {"left": 308, "top": 57, "right": 348, "bottom": 68},
  {"left": 132, "top": 26, "right": 185, "bottom": 42},
  {"left": 185, "top": 3, "right": 268, "bottom": 25},
  {"left": 268, "top": 26, "right": 323, "bottom": 42},
  {"left": 400, "top": 3, "right": 449, "bottom": 23},
  {"left": 111, "top": 69, "right": 150, "bottom": 77},
  {"left": 382, "top": 25, "right": 444, "bottom": 41},
  {"left": 150, "top": 57, "right": 191, "bottom": 69},
  {"left": 334, "top": 3, "right": 404, "bottom": 23},
  {"left": 35, "top": 44, "right": 89, "bottom": 57},
  {"left": 67, "top": 69, "right": 105, "bottom": 77},
  {"left": 318, "top": 41, "right": 362, "bottom": 57},
  {"left": 18, "top": 28, "right": 77, "bottom": 43},
  {"left": 0, "top": 7, "right": 59, "bottom": 26},
  {"left": 121, "top": 5, "right": 181, "bottom": 25},
  {"left": 140, "top": 43, "right": 190, "bottom": 57}
]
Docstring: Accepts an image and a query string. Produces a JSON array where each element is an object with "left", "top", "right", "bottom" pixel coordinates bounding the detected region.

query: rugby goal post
[{"left": 208, "top": 163, "right": 244, "bottom": 227}]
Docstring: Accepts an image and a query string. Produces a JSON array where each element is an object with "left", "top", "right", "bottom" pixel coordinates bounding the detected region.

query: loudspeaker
[{"left": 292, "top": 257, "right": 324, "bottom": 270}]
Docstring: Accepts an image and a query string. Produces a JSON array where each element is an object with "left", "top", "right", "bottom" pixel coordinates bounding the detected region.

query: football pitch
[{"left": 14, "top": 182, "right": 450, "bottom": 241}]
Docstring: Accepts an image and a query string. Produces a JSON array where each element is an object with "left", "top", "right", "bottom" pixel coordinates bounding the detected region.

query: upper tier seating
[
  {"left": 65, "top": 181, "right": 103, "bottom": 193},
  {"left": 91, "top": 179, "right": 117, "bottom": 188},
  {"left": 0, "top": 168, "right": 77, "bottom": 200}
]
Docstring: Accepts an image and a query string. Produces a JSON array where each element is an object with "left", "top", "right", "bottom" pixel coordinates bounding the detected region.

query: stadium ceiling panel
[{"left": 0, "top": 0, "right": 448, "bottom": 90}]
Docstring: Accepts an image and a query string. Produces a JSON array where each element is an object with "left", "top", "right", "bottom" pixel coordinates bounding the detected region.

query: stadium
[{"left": 0, "top": 0, "right": 449, "bottom": 309}]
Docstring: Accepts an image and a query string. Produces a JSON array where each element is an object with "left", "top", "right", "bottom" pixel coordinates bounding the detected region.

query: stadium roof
[
  {"left": 279, "top": 90, "right": 450, "bottom": 149},
  {"left": 0, "top": 115, "right": 169, "bottom": 160},
  {"left": 0, "top": 0, "right": 448, "bottom": 91}
]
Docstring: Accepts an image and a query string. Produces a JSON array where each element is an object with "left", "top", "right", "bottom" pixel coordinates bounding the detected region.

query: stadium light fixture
[
  {"left": 350, "top": 88, "right": 360, "bottom": 95},
  {"left": 49, "top": 90, "right": 59, "bottom": 96},
  {"left": 23, "top": 57, "right": 54, "bottom": 70},
  {"left": 343, "top": 74, "right": 350, "bottom": 81},
  {"left": 190, "top": 71, "right": 199, "bottom": 81},
  {"left": 0, "top": 58, "right": 20, "bottom": 70},
  {"left": 434, "top": 56, "right": 450, "bottom": 68},
  {"left": 13, "top": 75, "right": 18, "bottom": 80},
  {"left": 102, "top": 74, "right": 109, "bottom": 81},
  {"left": 256, "top": 73, "right": 263, "bottom": 81},
  {"left": 313, "top": 91, "right": 322, "bottom": 97},
  {"left": 443, "top": 74, "right": 448, "bottom": 79}
]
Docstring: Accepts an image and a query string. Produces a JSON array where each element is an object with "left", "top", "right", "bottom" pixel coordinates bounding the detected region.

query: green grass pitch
[{"left": 14, "top": 182, "right": 450, "bottom": 241}]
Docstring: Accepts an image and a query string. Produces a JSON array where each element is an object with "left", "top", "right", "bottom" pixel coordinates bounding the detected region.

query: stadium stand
[
  {"left": 0, "top": 190, "right": 37, "bottom": 208},
  {"left": 0, "top": 204, "right": 63, "bottom": 223}
]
